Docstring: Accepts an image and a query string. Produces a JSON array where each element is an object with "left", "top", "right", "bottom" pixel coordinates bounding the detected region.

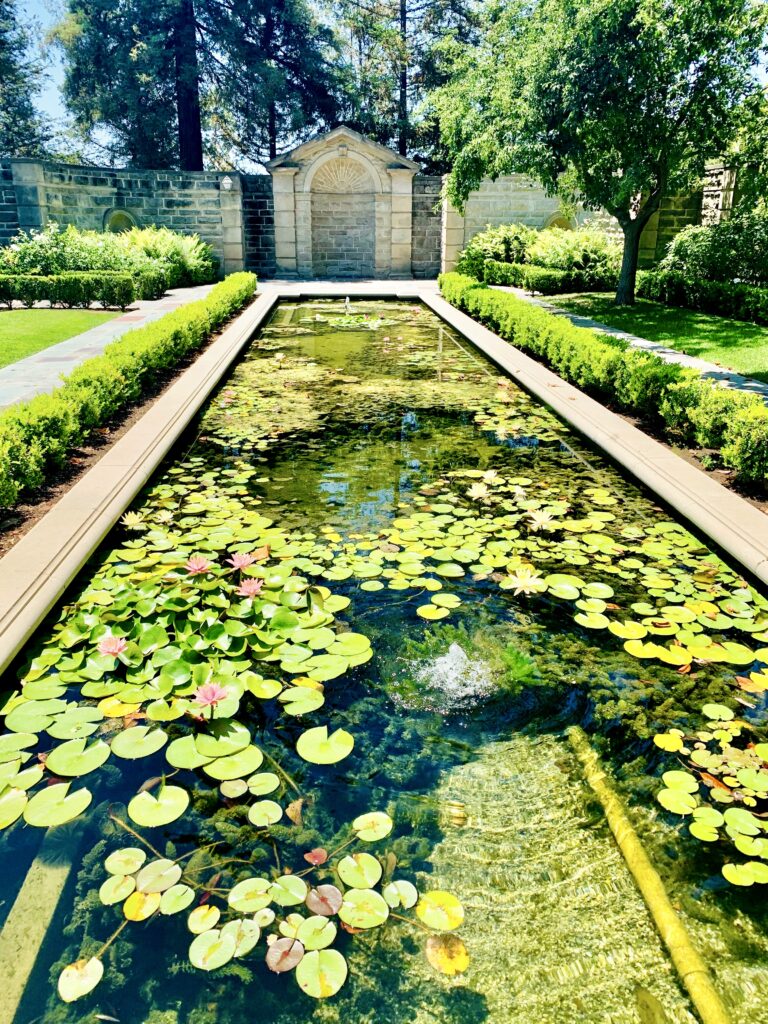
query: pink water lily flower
[
  {"left": 98, "top": 636, "right": 127, "bottom": 656},
  {"left": 193, "top": 683, "right": 229, "bottom": 709},
  {"left": 227, "top": 551, "right": 256, "bottom": 570},
  {"left": 186, "top": 555, "right": 212, "bottom": 575},
  {"left": 236, "top": 578, "right": 263, "bottom": 598}
]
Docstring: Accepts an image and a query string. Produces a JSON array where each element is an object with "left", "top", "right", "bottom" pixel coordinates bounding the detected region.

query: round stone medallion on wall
[{"left": 311, "top": 158, "right": 375, "bottom": 195}]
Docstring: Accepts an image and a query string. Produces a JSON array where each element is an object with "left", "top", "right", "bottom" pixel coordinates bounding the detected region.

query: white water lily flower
[
  {"left": 527, "top": 509, "right": 557, "bottom": 532},
  {"left": 502, "top": 567, "right": 547, "bottom": 595},
  {"left": 121, "top": 511, "right": 147, "bottom": 531},
  {"left": 482, "top": 469, "right": 502, "bottom": 485},
  {"left": 466, "top": 482, "right": 489, "bottom": 500}
]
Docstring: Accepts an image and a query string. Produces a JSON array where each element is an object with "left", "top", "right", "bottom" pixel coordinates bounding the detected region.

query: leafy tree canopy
[
  {"left": 431, "top": 0, "right": 767, "bottom": 302},
  {"left": 0, "top": 0, "right": 49, "bottom": 157}
]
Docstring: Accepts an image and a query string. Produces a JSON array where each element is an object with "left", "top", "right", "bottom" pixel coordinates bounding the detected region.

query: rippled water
[{"left": 1, "top": 299, "right": 767, "bottom": 1024}]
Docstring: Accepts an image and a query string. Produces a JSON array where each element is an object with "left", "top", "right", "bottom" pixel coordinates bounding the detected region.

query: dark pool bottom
[{"left": 2, "top": 299, "right": 767, "bottom": 1024}]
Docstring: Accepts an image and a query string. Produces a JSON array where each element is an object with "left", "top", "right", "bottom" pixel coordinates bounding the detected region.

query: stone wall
[
  {"left": 242, "top": 175, "right": 276, "bottom": 277},
  {"left": 638, "top": 193, "right": 703, "bottom": 265},
  {"left": 0, "top": 160, "right": 19, "bottom": 247},
  {"left": 411, "top": 176, "right": 442, "bottom": 279},
  {"left": 310, "top": 193, "right": 375, "bottom": 278},
  {"left": 1, "top": 158, "right": 246, "bottom": 274}
]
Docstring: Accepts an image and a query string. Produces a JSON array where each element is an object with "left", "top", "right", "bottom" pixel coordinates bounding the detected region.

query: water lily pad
[
  {"left": 0, "top": 732, "right": 37, "bottom": 759},
  {"left": 111, "top": 726, "right": 168, "bottom": 760},
  {"left": 297, "top": 915, "right": 337, "bottom": 950},
  {"left": 220, "top": 779, "right": 248, "bottom": 798},
  {"left": 662, "top": 771, "right": 698, "bottom": 793},
  {"left": 248, "top": 800, "right": 283, "bottom": 826},
  {"left": 204, "top": 744, "right": 264, "bottom": 781},
  {"left": 189, "top": 928, "right": 236, "bottom": 970},
  {"left": 195, "top": 720, "right": 251, "bottom": 758},
  {"left": 166, "top": 735, "right": 214, "bottom": 770},
  {"left": 417, "top": 604, "right": 449, "bottom": 621},
  {"left": 702, "top": 703, "right": 734, "bottom": 722},
  {"left": 99, "top": 874, "right": 136, "bottom": 905},
  {"left": 573, "top": 611, "right": 610, "bottom": 630},
  {"left": 608, "top": 621, "right": 647, "bottom": 641},
  {"left": 736, "top": 769, "right": 768, "bottom": 793},
  {"left": 338, "top": 888, "right": 389, "bottom": 929},
  {"left": 45, "top": 737, "right": 110, "bottom": 777},
  {"left": 270, "top": 874, "right": 308, "bottom": 907},
  {"left": 296, "top": 726, "right": 354, "bottom": 765},
  {"left": 47, "top": 706, "right": 103, "bottom": 740},
  {"left": 657, "top": 788, "right": 697, "bottom": 815},
  {"left": 105, "top": 847, "right": 146, "bottom": 875},
  {"left": 124, "top": 890, "right": 161, "bottom": 920},
  {"left": 722, "top": 861, "right": 768, "bottom": 886},
  {"left": 383, "top": 879, "right": 418, "bottom": 909},
  {"left": 247, "top": 772, "right": 280, "bottom": 795},
  {"left": 723, "top": 807, "right": 762, "bottom": 836},
  {"left": 415, "top": 891, "right": 464, "bottom": 931},
  {"left": 352, "top": 811, "right": 393, "bottom": 842},
  {"left": 128, "top": 784, "right": 189, "bottom": 827},
  {"left": 24, "top": 782, "right": 92, "bottom": 827},
  {"left": 581, "top": 582, "right": 614, "bottom": 599},
  {"left": 266, "top": 937, "right": 304, "bottom": 973},
  {"left": 0, "top": 787, "right": 27, "bottom": 830},
  {"left": 160, "top": 884, "right": 196, "bottom": 915},
  {"left": 295, "top": 948, "right": 348, "bottom": 998},
  {"left": 221, "top": 917, "right": 261, "bottom": 957},
  {"left": 58, "top": 957, "right": 103, "bottom": 1002},
  {"left": 653, "top": 730, "right": 685, "bottom": 753},
  {"left": 188, "top": 905, "right": 221, "bottom": 933},
  {"left": 690, "top": 822, "right": 720, "bottom": 842},
  {"left": 228, "top": 876, "right": 272, "bottom": 912},
  {"left": 306, "top": 884, "right": 343, "bottom": 916},
  {"left": 136, "top": 858, "right": 182, "bottom": 893},
  {"left": 425, "top": 933, "right": 470, "bottom": 975},
  {"left": 279, "top": 687, "right": 325, "bottom": 716},
  {"left": 337, "top": 852, "right": 382, "bottom": 888}
]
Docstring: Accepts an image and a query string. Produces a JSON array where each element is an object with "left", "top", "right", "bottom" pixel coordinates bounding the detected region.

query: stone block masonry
[
  {"left": 412, "top": 176, "right": 442, "bottom": 279},
  {"left": 0, "top": 160, "right": 20, "bottom": 247},
  {"left": 242, "top": 175, "right": 276, "bottom": 278}
]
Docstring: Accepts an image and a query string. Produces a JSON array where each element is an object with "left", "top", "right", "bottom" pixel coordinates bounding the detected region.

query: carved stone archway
[{"left": 267, "top": 126, "right": 419, "bottom": 279}]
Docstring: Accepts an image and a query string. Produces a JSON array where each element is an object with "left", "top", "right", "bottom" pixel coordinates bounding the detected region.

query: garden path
[
  {"left": 493, "top": 285, "right": 768, "bottom": 403},
  {"left": 0, "top": 284, "right": 214, "bottom": 410}
]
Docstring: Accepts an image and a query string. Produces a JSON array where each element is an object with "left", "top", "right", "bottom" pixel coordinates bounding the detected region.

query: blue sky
[{"left": 28, "top": 0, "right": 67, "bottom": 123}]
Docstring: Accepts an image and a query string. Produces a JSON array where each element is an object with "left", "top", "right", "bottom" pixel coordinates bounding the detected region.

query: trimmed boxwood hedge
[
  {"left": 0, "top": 272, "right": 257, "bottom": 510},
  {"left": 0, "top": 269, "right": 167, "bottom": 311},
  {"left": 439, "top": 272, "right": 768, "bottom": 485},
  {"left": 482, "top": 259, "right": 618, "bottom": 294},
  {"left": 637, "top": 269, "right": 768, "bottom": 327}
]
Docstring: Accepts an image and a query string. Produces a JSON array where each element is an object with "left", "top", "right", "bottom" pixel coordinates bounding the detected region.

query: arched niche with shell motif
[{"left": 267, "top": 126, "right": 419, "bottom": 279}]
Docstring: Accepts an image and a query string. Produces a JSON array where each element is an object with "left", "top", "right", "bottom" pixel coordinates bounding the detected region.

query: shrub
[
  {"left": 528, "top": 227, "right": 621, "bottom": 287},
  {"left": 0, "top": 272, "right": 137, "bottom": 310},
  {"left": 659, "top": 211, "right": 768, "bottom": 286},
  {"left": 457, "top": 223, "right": 537, "bottom": 279},
  {"left": 637, "top": 269, "right": 768, "bottom": 327},
  {"left": 438, "top": 272, "right": 768, "bottom": 484},
  {"left": 522, "top": 266, "right": 574, "bottom": 295},
  {"left": 0, "top": 272, "right": 257, "bottom": 510},
  {"left": 482, "top": 260, "right": 527, "bottom": 286},
  {"left": 0, "top": 222, "right": 219, "bottom": 292}
]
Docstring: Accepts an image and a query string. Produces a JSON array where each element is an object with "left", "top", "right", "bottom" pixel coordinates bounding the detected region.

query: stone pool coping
[{"left": 0, "top": 279, "right": 766, "bottom": 682}]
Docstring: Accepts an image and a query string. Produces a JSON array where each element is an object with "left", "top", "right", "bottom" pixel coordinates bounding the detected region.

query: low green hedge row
[
  {"left": 439, "top": 272, "right": 768, "bottom": 484},
  {"left": 0, "top": 272, "right": 257, "bottom": 509},
  {"left": 482, "top": 259, "right": 617, "bottom": 294},
  {"left": 0, "top": 269, "right": 167, "bottom": 310},
  {"left": 637, "top": 269, "right": 768, "bottom": 327}
]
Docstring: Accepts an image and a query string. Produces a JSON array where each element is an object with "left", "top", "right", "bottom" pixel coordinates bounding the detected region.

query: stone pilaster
[
  {"left": 10, "top": 159, "right": 48, "bottom": 232},
  {"left": 387, "top": 167, "right": 415, "bottom": 277},
  {"left": 271, "top": 166, "right": 299, "bottom": 277},
  {"left": 440, "top": 179, "right": 466, "bottom": 272},
  {"left": 218, "top": 173, "right": 246, "bottom": 274}
]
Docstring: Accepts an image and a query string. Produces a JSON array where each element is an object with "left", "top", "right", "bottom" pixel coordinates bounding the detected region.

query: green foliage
[
  {"left": 660, "top": 212, "right": 768, "bottom": 286},
  {"left": 521, "top": 266, "right": 576, "bottom": 295},
  {"left": 0, "top": 273, "right": 256, "bottom": 510},
  {"left": 431, "top": 0, "right": 766, "bottom": 301},
  {"left": 528, "top": 227, "right": 621, "bottom": 286},
  {"left": 0, "top": 0, "right": 49, "bottom": 156},
  {"left": 481, "top": 260, "right": 527, "bottom": 287},
  {"left": 439, "top": 272, "right": 768, "bottom": 483},
  {"left": 456, "top": 223, "right": 537, "bottom": 278},
  {"left": 0, "top": 223, "right": 218, "bottom": 290},
  {"left": 0, "top": 272, "right": 136, "bottom": 310},
  {"left": 638, "top": 268, "right": 768, "bottom": 328}
]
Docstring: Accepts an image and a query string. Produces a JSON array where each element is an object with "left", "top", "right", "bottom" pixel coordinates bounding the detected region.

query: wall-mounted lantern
[{"left": 220, "top": 175, "right": 233, "bottom": 191}]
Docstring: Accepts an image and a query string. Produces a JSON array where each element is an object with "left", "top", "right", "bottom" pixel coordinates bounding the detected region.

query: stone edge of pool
[{"left": 0, "top": 279, "right": 766, "bottom": 685}]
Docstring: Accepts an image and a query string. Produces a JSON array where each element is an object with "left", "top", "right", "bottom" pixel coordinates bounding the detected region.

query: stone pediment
[{"left": 266, "top": 125, "right": 420, "bottom": 174}]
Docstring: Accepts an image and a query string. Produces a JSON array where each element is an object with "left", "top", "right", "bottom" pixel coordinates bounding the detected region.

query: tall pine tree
[{"left": 0, "top": 0, "right": 48, "bottom": 156}]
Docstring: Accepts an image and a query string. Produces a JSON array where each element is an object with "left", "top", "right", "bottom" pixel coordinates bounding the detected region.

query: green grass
[
  {"left": 552, "top": 292, "right": 768, "bottom": 383},
  {"left": 0, "top": 309, "right": 120, "bottom": 369}
]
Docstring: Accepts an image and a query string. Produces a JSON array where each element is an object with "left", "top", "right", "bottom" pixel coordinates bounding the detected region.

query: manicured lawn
[
  {"left": 0, "top": 309, "right": 120, "bottom": 369},
  {"left": 552, "top": 292, "right": 768, "bottom": 383}
]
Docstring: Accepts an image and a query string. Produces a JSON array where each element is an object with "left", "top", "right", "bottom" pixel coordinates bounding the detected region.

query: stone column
[
  {"left": 295, "top": 191, "right": 313, "bottom": 278},
  {"left": 10, "top": 159, "right": 48, "bottom": 232},
  {"left": 270, "top": 166, "right": 299, "bottom": 277},
  {"left": 440, "top": 178, "right": 465, "bottom": 272},
  {"left": 218, "top": 173, "right": 246, "bottom": 274},
  {"left": 388, "top": 167, "right": 415, "bottom": 278}
]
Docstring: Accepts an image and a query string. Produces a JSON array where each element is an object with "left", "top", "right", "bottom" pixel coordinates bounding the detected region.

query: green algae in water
[{"left": 1, "top": 299, "right": 768, "bottom": 1023}]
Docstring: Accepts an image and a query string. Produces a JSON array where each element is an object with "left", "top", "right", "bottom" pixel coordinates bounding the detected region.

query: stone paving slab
[
  {"left": 0, "top": 284, "right": 214, "bottom": 410},
  {"left": 493, "top": 285, "right": 768, "bottom": 402}
]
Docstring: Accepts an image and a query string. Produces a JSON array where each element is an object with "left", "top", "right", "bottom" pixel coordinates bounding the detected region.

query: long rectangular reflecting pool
[{"left": 1, "top": 299, "right": 767, "bottom": 1024}]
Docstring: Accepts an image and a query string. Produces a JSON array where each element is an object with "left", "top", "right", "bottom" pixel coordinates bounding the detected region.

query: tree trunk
[
  {"left": 397, "top": 0, "right": 408, "bottom": 156},
  {"left": 174, "top": 0, "right": 204, "bottom": 171},
  {"left": 268, "top": 101, "right": 277, "bottom": 161},
  {"left": 615, "top": 221, "right": 644, "bottom": 306}
]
